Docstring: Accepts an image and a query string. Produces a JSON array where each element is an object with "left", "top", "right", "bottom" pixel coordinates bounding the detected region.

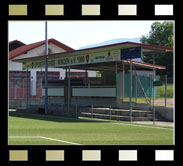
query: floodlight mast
[{"left": 45, "top": 21, "right": 48, "bottom": 114}]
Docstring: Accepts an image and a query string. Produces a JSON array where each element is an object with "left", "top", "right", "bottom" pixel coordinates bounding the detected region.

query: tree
[{"left": 140, "top": 21, "right": 174, "bottom": 83}]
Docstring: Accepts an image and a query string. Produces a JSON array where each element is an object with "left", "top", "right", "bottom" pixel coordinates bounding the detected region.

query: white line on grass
[
  {"left": 9, "top": 136, "right": 82, "bottom": 145},
  {"left": 9, "top": 136, "right": 40, "bottom": 138},
  {"left": 39, "top": 136, "right": 82, "bottom": 145},
  {"left": 110, "top": 123, "right": 173, "bottom": 131}
]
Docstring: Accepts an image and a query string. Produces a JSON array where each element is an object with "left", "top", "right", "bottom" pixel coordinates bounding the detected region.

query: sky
[{"left": 9, "top": 21, "right": 165, "bottom": 50}]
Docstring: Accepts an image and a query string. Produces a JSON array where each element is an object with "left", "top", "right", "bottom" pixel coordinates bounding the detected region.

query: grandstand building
[{"left": 9, "top": 39, "right": 167, "bottom": 101}]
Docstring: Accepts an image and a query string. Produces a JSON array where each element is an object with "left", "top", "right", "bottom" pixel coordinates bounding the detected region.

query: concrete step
[
  {"left": 80, "top": 112, "right": 130, "bottom": 121},
  {"left": 131, "top": 117, "right": 153, "bottom": 121},
  {"left": 146, "top": 113, "right": 153, "bottom": 117},
  {"left": 74, "top": 102, "right": 152, "bottom": 111},
  {"left": 80, "top": 108, "right": 153, "bottom": 117},
  {"left": 80, "top": 112, "right": 153, "bottom": 121}
]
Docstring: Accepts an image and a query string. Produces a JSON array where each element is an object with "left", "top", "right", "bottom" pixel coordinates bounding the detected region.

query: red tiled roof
[{"left": 9, "top": 38, "right": 75, "bottom": 60}]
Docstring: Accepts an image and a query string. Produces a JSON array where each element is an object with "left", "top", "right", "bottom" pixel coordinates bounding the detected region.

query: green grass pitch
[{"left": 9, "top": 112, "right": 173, "bottom": 145}]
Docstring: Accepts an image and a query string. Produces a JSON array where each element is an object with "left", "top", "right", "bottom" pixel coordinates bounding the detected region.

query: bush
[{"left": 156, "top": 84, "right": 173, "bottom": 98}]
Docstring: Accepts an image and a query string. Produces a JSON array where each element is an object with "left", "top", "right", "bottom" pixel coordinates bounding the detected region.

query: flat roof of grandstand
[{"left": 14, "top": 41, "right": 173, "bottom": 71}]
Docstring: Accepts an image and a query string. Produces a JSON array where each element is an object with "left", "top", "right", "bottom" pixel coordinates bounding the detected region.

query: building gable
[
  {"left": 12, "top": 43, "right": 67, "bottom": 60},
  {"left": 9, "top": 38, "right": 74, "bottom": 60}
]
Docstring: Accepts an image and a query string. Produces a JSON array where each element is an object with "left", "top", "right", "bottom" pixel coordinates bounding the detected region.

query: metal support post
[
  {"left": 26, "top": 69, "right": 29, "bottom": 110},
  {"left": 109, "top": 105, "right": 111, "bottom": 120},
  {"left": 130, "top": 59, "right": 133, "bottom": 122},
  {"left": 41, "top": 67, "right": 43, "bottom": 98},
  {"left": 44, "top": 21, "right": 48, "bottom": 114},
  {"left": 75, "top": 104, "right": 77, "bottom": 117},
  {"left": 14, "top": 80, "right": 16, "bottom": 99},
  {"left": 68, "top": 65, "right": 70, "bottom": 112},
  {"left": 91, "top": 104, "right": 93, "bottom": 118},
  {"left": 66, "top": 68, "right": 67, "bottom": 78},
  {"left": 85, "top": 69, "right": 87, "bottom": 86},
  {"left": 115, "top": 62, "right": 118, "bottom": 98},
  {"left": 122, "top": 61, "right": 125, "bottom": 102},
  {"left": 135, "top": 78, "right": 137, "bottom": 103},
  {"left": 149, "top": 75, "right": 152, "bottom": 104},
  {"left": 152, "top": 55, "right": 155, "bottom": 125},
  {"left": 23, "top": 79, "right": 24, "bottom": 99},
  {"left": 165, "top": 75, "right": 167, "bottom": 107},
  {"left": 40, "top": 77, "right": 42, "bottom": 98}
]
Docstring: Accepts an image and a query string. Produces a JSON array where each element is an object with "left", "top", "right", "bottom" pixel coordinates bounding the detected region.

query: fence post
[
  {"left": 149, "top": 75, "right": 152, "bottom": 104},
  {"left": 23, "top": 79, "right": 24, "bottom": 99},
  {"left": 26, "top": 70, "right": 29, "bottom": 111},
  {"left": 41, "top": 78, "right": 42, "bottom": 98},
  {"left": 68, "top": 66, "right": 71, "bottom": 112},
  {"left": 115, "top": 62, "right": 118, "bottom": 98},
  {"left": 14, "top": 80, "right": 16, "bottom": 99},
  {"left": 135, "top": 78, "right": 137, "bottom": 103},
  {"left": 165, "top": 75, "right": 167, "bottom": 107},
  {"left": 152, "top": 55, "right": 156, "bottom": 125},
  {"left": 75, "top": 104, "right": 77, "bottom": 117},
  {"left": 91, "top": 104, "right": 93, "bottom": 118},
  {"left": 130, "top": 59, "right": 133, "bottom": 122},
  {"left": 122, "top": 61, "right": 125, "bottom": 102},
  {"left": 109, "top": 105, "right": 111, "bottom": 120}
]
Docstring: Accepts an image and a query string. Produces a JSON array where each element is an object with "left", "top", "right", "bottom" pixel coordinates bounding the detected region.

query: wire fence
[
  {"left": 9, "top": 74, "right": 174, "bottom": 109},
  {"left": 154, "top": 75, "right": 173, "bottom": 107},
  {"left": 9, "top": 79, "right": 42, "bottom": 99},
  {"left": 123, "top": 74, "right": 173, "bottom": 107}
]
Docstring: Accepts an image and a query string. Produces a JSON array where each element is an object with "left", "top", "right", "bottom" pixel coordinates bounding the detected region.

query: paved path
[
  {"left": 154, "top": 98, "right": 174, "bottom": 107},
  {"left": 132, "top": 121, "right": 174, "bottom": 127}
]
